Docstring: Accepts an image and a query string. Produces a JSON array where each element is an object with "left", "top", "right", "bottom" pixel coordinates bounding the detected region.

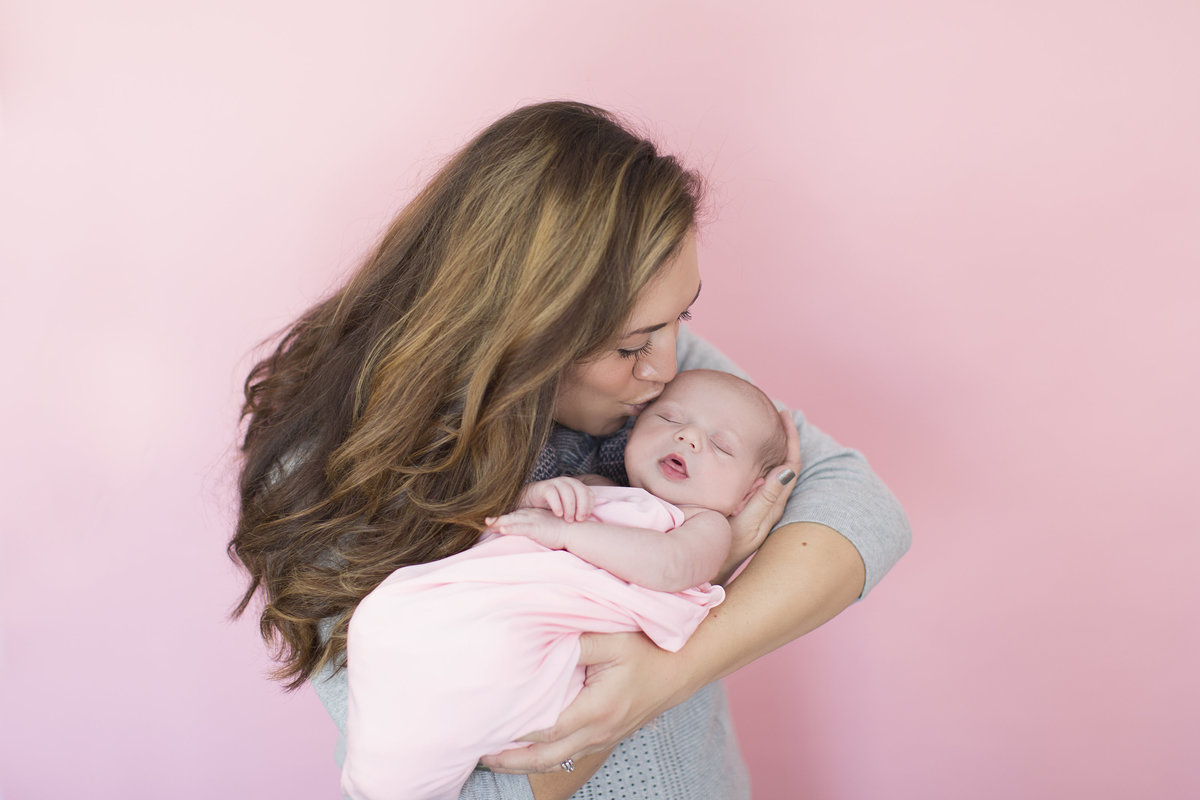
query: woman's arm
[
  {"left": 482, "top": 522, "right": 862, "bottom": 775},
  {"left": 480, "top": 328, "right": 910, "bottom": 773}
]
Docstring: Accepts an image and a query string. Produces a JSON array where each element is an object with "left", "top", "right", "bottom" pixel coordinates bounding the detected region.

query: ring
[{"left": 560, "top": 758, "right": 575, "bottom": 773}]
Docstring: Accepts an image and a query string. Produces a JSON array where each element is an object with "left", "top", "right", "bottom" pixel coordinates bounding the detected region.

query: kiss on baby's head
[{"left": 625, "top": 370, "right": 788, "bottom": 516}]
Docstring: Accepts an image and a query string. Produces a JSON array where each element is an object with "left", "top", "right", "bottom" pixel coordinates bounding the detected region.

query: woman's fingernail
[{"left": 777, "top": 469, "right": 796, "bottom": 485}]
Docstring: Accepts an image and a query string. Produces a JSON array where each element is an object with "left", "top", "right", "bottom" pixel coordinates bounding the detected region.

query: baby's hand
[
  {"left": 485, "top": 508, "right": 573, "bottom": 550},
  {"left": 516, "top": 477, "right": 595, "bottom": 522}
]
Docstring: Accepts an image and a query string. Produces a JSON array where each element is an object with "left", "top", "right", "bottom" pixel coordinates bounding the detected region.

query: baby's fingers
[
  {"left": 555, "top": 487, "right": 577, "bottom": 521},
  {"left": 543, "top": 491, "right": 564, "bottom": 518},
  {"left": 489, "top": 517, "right": 531, "bottom": 537},
  {"left": 495, "top": 522, "right": 529, "bottom": 536},
  {"left": 488, "top": 510, "right": 526, "bottom": 529},
  {"left": 573, "top": 485, "right": 594, "bottom": 521}
]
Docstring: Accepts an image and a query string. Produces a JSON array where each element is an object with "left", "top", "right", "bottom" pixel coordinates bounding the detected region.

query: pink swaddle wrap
[{"left": 340, "top": 486, "right": 725, "bottom": 800}]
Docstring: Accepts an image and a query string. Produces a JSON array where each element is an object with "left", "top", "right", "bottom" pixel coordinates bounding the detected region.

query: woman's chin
[
  {"left": 552, "top": 402, "right": 634, "bottom": 436},
  {"left": 555, "top": 417, "right": 627, "bottom": 437},
  {"left": 585, "top": 416, "right": 628, "bottom": 436}
]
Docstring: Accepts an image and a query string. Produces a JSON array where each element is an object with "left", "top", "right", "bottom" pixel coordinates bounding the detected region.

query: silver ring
[{"left": 560, "top": 758, "right": 575, "bottom": 773}]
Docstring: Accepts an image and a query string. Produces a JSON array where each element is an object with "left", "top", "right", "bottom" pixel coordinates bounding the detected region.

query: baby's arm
[{"left": 487, "top": 506, "right": 731, "bottom": 593}]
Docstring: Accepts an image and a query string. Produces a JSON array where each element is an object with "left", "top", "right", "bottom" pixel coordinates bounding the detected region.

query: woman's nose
[{"left": 633, "top": 331, "right": 678, "bottom": 383}]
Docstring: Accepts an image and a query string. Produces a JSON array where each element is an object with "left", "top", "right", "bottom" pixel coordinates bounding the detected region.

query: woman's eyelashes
[
  {"left": 616, "top": 309, "right": 693, "bottom": 360},
  {"left": 618, "top": 341, "right": 653, "bottom": 360}
]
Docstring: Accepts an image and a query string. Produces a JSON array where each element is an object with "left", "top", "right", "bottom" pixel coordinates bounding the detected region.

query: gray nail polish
[{"left": 777, "top": 469, "right": 796, "bottom": 485}]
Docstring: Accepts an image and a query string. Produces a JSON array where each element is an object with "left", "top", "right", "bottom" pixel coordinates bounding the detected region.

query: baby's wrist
[{"left": 556, "top": 521, "right": 578, "bottom": 552}]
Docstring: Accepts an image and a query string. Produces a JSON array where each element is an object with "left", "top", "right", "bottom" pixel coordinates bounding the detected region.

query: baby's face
[{"left": 624, "top": 372, "right": 775, "bottom": 516}]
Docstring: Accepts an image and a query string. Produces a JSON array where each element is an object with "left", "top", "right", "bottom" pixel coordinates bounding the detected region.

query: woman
[{"left": 229, "top": 101, "right": 910, "bottom": 799}]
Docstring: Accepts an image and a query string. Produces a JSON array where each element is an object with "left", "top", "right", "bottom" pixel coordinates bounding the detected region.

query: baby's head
[{"left": 625, "top": 369, "right": 788, "bottom": 516}]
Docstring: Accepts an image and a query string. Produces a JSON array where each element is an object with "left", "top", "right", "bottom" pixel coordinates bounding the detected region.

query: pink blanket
[{"left": 341, "top": 486, "right": 725, "bottom": 800}]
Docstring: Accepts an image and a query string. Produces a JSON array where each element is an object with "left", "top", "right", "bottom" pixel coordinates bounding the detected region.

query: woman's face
[{"left": 554, "top": 231, "right": 702, "bottom": 437}]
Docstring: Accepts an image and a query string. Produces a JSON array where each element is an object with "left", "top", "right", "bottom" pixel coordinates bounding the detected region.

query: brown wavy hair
[{"left": 228, "top": 101, "right": 703, "bottom": 689}]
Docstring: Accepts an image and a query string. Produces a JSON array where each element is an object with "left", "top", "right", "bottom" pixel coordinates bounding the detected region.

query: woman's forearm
[
  {"left": 474, "top": 522, "right": 863, "bottom": 777},
  {"left": 669, "top": 520, "right": 865, "bottom": 695}
]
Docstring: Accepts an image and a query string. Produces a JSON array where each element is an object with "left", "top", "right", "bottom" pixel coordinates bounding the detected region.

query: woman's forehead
[{"left": 622, "top": 235, "right": 700, "bottom": 336}]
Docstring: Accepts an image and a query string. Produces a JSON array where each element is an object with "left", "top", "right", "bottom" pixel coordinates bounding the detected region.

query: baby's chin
[{"left": 627, "top": 470, "right": 691, "bottom": 509}]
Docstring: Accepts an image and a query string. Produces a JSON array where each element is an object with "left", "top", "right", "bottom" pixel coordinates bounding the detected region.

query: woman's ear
[{"left": 730, "top": 476, "right": 767, "bottom": 516}]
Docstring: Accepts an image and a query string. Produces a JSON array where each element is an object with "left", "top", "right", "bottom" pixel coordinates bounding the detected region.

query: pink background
[{"left": 2, "top": 1, "right": 1197, "bottom": 798}]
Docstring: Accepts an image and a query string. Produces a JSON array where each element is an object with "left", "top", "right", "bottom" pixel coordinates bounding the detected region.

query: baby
[
  {"left": 341, "top": 369, "right": 788, "bottom": 800},
  {"left": 486, "top": 368, "right": 787, "bottom": 592}
]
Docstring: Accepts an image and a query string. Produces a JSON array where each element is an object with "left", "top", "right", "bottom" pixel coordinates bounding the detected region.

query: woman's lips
[
  {"left": 626, "top": 392, "right": 662, "bottom": 415},
  {"left": 657, "top": 454, "right": 689, "bottom": 480}
]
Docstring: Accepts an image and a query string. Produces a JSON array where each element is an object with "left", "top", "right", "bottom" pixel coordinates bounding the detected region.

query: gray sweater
[{"left": 312, "top": 327, "right": 911, "bottom": 799}]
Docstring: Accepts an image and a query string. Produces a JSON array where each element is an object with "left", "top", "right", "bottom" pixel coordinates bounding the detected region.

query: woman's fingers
[
  {"left": 480, "top": 706, "right": 601, "bottom": 774},
  {"left": 574, "top": 628, "right": 635, "bottom": 667},
  {"left": 483, "top": 726, "right": 603, "bottom": 774},
  {"left": 771, "top": 408, "right": 802, "bottom": 500},
  {"left": 781, "top": 408, "right": 802, "bottom": 469},
  {"left": 721, "top": 410, "right": 802, "bottom": 577},
  {"left": 736, "top": 409, "right": 800, "bottom": 523},
  {"left": 731, "top": 465, "right": 792, "bottom": 535},
  {"left": 481, "top": 632, "right": 682, "bottom": 773}
]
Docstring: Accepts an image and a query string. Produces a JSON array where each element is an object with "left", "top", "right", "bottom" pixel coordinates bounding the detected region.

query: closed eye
[
  {"left": 618, "top": 308, "right": 693, "bottom": 358},
  {"left": 618, "top": 341, "right": 654, "bottom": 360},
  {"left": 710, "top": 435, "right": 735, "bottom": 456}
]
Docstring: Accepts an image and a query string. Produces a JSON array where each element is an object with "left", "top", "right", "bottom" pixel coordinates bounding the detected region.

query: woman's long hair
[{"left": 228, "top": 101, "right": 702, "bottom": 688}]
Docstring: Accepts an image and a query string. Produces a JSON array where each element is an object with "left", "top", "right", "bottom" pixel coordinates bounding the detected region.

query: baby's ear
[{"left": 730, "top": 476, "right": 767, "bottom": 516}]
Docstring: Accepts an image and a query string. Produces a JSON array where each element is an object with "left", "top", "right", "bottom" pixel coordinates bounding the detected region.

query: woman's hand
[
  {"left": 480, "top": 632, "right": 688, "bottom": 774},
  {"left": 481, "top": 411, "right": 802, "bottom": 776},
  {"left": 716, "top": 408, "right": 802, "bottom": 583}
]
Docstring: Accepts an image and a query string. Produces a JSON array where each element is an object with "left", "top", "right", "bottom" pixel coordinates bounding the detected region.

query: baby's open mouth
[{"left": 658, "top": 454, "right": 689, "bottom": 479}]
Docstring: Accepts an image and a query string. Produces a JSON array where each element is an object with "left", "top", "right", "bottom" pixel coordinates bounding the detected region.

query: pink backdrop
[{"left": 2, "top": 1, "right": 1197, "bottom": 797}]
